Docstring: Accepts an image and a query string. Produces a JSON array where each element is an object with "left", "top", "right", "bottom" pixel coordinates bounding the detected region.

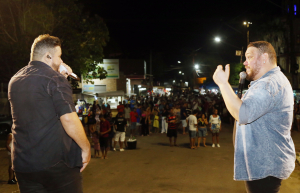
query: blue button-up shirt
[{"left": 235, "top": 66, "right": 295, "bottom": 181}]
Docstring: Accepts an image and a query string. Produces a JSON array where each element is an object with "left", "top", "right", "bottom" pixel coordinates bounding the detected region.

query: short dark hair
[
  {"left": 30, "top": 34, "right": 61, "bottom": 60},
  {"left": 248, "top": 41, "right": 277, "bottom": 65},
  {"left": 192, "top": 110, "right": 198, "bottom": 114}
]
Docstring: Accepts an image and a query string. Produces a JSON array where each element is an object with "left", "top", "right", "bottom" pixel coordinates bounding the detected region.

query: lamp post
[{"left": 243, "top": 21, "right": 252, "bottom": 45}]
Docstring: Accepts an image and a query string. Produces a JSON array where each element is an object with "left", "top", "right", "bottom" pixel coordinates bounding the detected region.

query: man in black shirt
[
  {"left": 114, "top": 112, "right": 127, "bottom": 151},
  {"left": 8, "top": 34, "right": 91, "bottom": 192}
]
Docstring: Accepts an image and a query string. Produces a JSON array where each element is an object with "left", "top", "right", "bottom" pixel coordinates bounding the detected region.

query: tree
[
  {"left": 0, "top": 0, "right": 109, "bottom": 86},
  {"left": 228, "top": 63, "right": 245, "bottom": 86}
]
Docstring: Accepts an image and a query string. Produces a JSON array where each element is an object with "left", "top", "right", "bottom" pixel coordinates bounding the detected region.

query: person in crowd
[
  {"left": 124, "top": 104, "right": 131, "bottom": 125},
  {"left": 186, "top": 110, "right": 198, "bottom": 149},
  {"left": 180, "top": 103, "right": 188, "bottom": 134},
  {"left": 88, "top": 110, "right": 97, "bottom": 136},
  {"left": 167, "top": 109, "right": 177, "bottom": 146},
  {"left": 161, "top": 107, "right": 169, "bottom": 134},
  {"left": 99, "top": 114, "right": 111, "bottom": 159},
  {"left": 92, "top": 131, "right": 100, "bottom": 158},
  {"left": 106, "top": 112, "right": 115, "bottom": 150},
  {"left": 146, "top": 107, "right": 152, "bottom": 134},
  {"left": 106, "top": 102, "right": 111, "bottom": 113},
  {"left": 117, "top": 101, "right": 125, "bottom": 113},
  {"left": 197, "top": 113, "right": 208, "bottom": 147},
  {"left": 114, "top": 112, "right": 127, "bottom": 151},
  {"left": 153, "top": 111, "right": 160, "bottom": 133},
  {"left": 6, "top": 130, "right": 16, "bottom": 184},
  {"left": 8, "top": 34, "right": 90, "bottom": 192},
  {"left": 213, "top": 41, "right": 295, "bottom": 192},
  {"left": 95, "top": 104, "right": 102, "bottom": 132},
  {"left": 141, "top": 109, "right": 149, "bottom": 136},
  {"left": 209, "top": 109, "right": 221, "bottom": 148},
  {"left": 136, "top": 104, "right": 142, "bottom": 135},
  {"left": 129, "top": 108, "right": 138, "bottom": 138}
]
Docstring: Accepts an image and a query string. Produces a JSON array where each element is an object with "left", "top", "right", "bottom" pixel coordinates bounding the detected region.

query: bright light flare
[
  {"left": 194, "top": 64, "right": 199, "bottom": 69},
  {"left": 214, "top": 37, "right": 221, "bottom": 42}
]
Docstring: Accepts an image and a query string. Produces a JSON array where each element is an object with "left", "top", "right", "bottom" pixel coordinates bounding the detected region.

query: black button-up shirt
[{"left": 8, "top": 61, "right": 82, "bottom": 173}]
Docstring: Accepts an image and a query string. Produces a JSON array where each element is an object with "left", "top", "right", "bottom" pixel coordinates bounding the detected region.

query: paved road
[{"left": 1, "top": 123, "right": 300, "bottom": 193}]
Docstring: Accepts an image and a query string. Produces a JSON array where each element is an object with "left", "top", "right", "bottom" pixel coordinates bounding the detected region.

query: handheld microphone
[
  {"left": 59, "top": 65, "right": 80, "bottom": 81},
  {"left": 237, "top": 71, "right": 246, "bottom": 99}
]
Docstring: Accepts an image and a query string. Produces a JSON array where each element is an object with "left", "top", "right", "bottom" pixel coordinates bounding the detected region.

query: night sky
[{"left": 79, "top": 0, "right": 283, "bottom": 77}]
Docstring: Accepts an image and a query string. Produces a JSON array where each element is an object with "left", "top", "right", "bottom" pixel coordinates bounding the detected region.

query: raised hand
[{"left": 213, "top": 64, "right": 230, "bottom": 87}]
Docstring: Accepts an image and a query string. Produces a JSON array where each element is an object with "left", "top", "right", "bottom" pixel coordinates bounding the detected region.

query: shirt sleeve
[
  {"left": 49, "top": 75, "right": 76, "bottom": 117},
  {"left": 239, "top": 87, "right": 273, "bottom": 124}
]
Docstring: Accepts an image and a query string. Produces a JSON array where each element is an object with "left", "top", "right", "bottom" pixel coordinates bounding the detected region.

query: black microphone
[{"left": 237, "top": 71, "right": 246, "bottom": 99}]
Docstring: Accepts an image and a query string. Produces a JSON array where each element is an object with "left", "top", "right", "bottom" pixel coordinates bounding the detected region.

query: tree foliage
[
  {"left": 228, "top": 63, "right": 245, "bottom": 86},
  {"left": 0, "top": 0, "right": 109, "bottom": 86}
]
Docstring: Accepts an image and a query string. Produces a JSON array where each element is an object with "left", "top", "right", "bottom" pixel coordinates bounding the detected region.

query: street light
[
  {"left": 243, "top": 21, "right": 252, "bottom": 45},
  {"left": 194, "top": 64, "right": 199, "bottom": 69},
  {"left": 214, "top": 37, "right": 221, "bottom": 42},
  {"left": 179, "top": 71, "right": 181, "bottom": 74},
  {"left": 182, "top": 73, "right": 184, "bottom": 75},
  {"left": 178, "top": 61, "right": 181, "bottom": 63}
]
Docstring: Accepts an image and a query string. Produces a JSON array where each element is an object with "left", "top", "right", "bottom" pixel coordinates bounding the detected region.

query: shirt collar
[
  {"left": 249, "top": 66, "right": 280, "bottom": 87},
  {"left": 29, "top": 61, "right": 53, "bottom": 70}
]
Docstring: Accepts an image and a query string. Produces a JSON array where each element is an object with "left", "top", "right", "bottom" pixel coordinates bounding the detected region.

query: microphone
[
  {"left": 59, "top": 65, "right": 80, "bottom": 81},
  {"left": 237, "top": 71, "right": 246, "bottom": 99}
]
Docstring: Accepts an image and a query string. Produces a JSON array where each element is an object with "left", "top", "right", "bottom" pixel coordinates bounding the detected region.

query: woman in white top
[{"left": 209, "top": 109, "right": 222, "bottom": 148}]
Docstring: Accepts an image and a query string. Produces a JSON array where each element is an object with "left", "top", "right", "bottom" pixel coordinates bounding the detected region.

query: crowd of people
[{"left": 85, "top": 89, "right": 232, "bottom": 158}]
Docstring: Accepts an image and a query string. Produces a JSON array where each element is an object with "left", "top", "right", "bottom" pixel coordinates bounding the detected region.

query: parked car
[{"left": 0, "top": 115, "right": 12, "bottom": 135}]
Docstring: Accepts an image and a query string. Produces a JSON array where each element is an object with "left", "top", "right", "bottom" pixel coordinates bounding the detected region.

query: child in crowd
[
  {"left": 92, "top": 131, "right": 100, "bottom": 158},
  {"left": 153, "top": 111, "right": 159, "bottom": 133}
]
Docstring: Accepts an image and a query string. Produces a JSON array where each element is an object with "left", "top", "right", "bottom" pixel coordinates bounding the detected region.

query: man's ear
[{"left": 262, "top": 53, "right": 269, "bottom": 63}]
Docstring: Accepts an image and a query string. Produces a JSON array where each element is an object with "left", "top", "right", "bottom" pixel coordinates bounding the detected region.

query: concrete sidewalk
[{"left": 1, "top": 124, "right": 300, "bottom": 193}]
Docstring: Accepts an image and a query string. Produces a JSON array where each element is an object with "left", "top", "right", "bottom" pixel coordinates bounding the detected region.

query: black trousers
[
  {"left": 245, "top": 176, "right": 282, "bottom": 193},
  {"left": 15, "top": 162, "right": 82, "bottom": 193}
]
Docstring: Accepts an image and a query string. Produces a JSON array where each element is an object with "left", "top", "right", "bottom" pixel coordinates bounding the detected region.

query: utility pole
[
  {"left": 243, "top": 21, "right": 252, "bottom": 45},
  {"left": 150, "top": 50, "right": 153, "bottom": 96}
]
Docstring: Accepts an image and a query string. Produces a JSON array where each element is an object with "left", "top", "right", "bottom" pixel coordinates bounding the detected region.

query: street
[{"left": 1, "top": 123, "right": 300, "bottom": 193}]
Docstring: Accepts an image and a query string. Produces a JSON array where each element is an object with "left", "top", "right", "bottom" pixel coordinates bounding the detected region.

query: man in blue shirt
[
  {"left": 136, "top": 104, "right": 142, "bottom": 135},
  {"left": 213, "top": 41, "right": 295, "bottom": 193}
]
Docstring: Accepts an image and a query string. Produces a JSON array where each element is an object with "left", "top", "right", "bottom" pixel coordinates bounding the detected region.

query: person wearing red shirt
[
  {"left": 167, "top": 109, "right": 177, "bottom": 146},
  {"left": 117, "top": 102, "right": 125, "bottom": 113},
  {"left": 129, "top": 108, "right": 138, "bottom": 138},
  {"left": 99, "top": 115, "right": 111, "bottom": 159}
]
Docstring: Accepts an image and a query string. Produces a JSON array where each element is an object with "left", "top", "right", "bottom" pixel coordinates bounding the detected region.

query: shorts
[
  {"left": 131, "top": 122, "right": 137, "bottom": 130},
  {"left": 114, "top": 131, "right": 125, "bottom": 142},
  {"left": 181, "top": 120, "right": 187, "bottom": 127},
  {"left": 189, "top": 130, "right": 196, "bottom": 138},
  {"left": 211, "top": 124, "right": 220, "bottom": 133},
  {"left": 197, "top": 128, "right": 207, "bottom": 137},
  {"left": 167, "top": 129, "right": 177, "bottom": 138},
  {"left": 99, "top": 137, "right": 109, "bottom": 148},
  {"left": 136, "top": 123, "right": 141, "bottom": 126}
]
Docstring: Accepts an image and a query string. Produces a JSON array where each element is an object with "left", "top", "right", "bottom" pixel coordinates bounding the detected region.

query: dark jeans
[
  {"left": 15, "top": 162, "right": 82, "bottom": 193},
  {"left": 245, "top": 176, "right": 282, "bottom": 193}
]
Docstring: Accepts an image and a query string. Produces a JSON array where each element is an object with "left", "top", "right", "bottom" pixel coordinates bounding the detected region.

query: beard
[{"left": 246, "top": 61, "right": 262, "bottom": 81}]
